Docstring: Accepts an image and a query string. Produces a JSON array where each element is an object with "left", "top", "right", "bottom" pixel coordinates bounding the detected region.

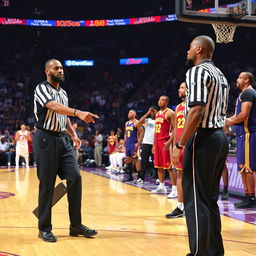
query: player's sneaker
[
  {"left": 151, "top": 186, "right": 167, "bottom": 194},
  {"left": 167, "top": 188, "right": 178, "bottom": 199},
  {"left": 235, "top": 197, "right": 256, "bottom": 209},
  {"left": 221, "top": 191, "right": 229, "bottom": 200},
  {"left": 234, "top": 195, "right": 250, "bottom": 208},
  {"left": 134, "top": 178, "right": 143, "bottom": 184},
  {"left": 165, "top": 207, "right": 184, "bottom": 218},
  {"left": 155, "top": 179, "right": 160, "bottom": 185}
]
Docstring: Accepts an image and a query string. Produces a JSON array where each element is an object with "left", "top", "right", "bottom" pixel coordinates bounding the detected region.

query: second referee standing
[
  {"left": 172, "top": 36, "right": 229, "bottom": 255},
  {"left": 33, "top": 59, "right": 98, "bottom": 242}
]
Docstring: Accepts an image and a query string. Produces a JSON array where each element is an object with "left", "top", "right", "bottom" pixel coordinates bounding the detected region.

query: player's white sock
[
  {"left": 172, "top": 185, "right": 177, "bottom": 192},
  {"left": 177, "top": 202, "right": 184, "bottom": 211},
  {"left": 159, "top": 182, "right": 165, "bottom": 188},
  {"left": 15, "top": 155, "right": 19, "bottom": 167}
]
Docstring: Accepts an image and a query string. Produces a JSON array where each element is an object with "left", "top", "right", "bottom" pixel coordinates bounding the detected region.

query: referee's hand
[
  {"left": 77, "top": 111, "right": 99, "bottom": 124},
  {"left": 172, "top": 146, "right": 182, "bottom": 168}
]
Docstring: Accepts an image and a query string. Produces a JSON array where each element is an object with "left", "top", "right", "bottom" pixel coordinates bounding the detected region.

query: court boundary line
[{"left": 0, "top": 225, "right": 255, "bottom": 246}]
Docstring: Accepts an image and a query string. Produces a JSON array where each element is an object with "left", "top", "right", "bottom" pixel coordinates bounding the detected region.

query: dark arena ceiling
[{"left": 0, "top": 0, "right": 175, "bottom": 19}]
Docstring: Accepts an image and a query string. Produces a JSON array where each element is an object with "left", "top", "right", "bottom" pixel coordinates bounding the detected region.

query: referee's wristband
[{"left": 175, "top": 142, "right": 184, "bottom": 150}]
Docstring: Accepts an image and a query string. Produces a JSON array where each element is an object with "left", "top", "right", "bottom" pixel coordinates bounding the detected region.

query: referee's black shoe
[
  {"left": 165, "top": 207, "right": 184, "bottom": 218},
  {"left": 235, "top": 196, "right": 256, "bottom": 209},
  {"left": 38, "top": 231, "right": 57, "bottom": 242},
  {"left": 69, "top": 224, "right": 98, "bottom": 237},
  {"left": 234, "top": 194, "right": 250, "bottom": 208}
]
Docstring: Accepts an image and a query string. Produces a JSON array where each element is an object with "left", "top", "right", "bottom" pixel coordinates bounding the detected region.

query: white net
[{"left": 212, "top": 23, "right": 237, "bottom": 44}]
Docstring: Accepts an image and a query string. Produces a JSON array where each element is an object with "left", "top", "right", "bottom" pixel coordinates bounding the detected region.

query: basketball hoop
[
  {"left": 211, "top": 3, "right": 250, "bottom": 44},
  {"left": 211, "top": 23, "right": 237, "bottom": 44}
]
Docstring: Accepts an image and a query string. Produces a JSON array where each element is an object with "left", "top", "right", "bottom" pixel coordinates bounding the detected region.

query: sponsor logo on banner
[
  {"left": 0, "top": 18, "right": 25, "bottom": 25},
  {"left": 119, "top": 57, "right": 149, "bottom": 65},
  {"left": 126, "top": 58, "right": 143, "bottom": 65},
  {"left": 130, "top": 16, "right": 160, "bottom": 25},
  {"left": 64, "top": 60, "right": 94, "bottom": 66}
]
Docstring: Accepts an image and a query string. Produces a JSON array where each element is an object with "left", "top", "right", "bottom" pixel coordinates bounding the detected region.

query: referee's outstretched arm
[{"left": 45, "top": 101, "right": 99, "bottom": 124}]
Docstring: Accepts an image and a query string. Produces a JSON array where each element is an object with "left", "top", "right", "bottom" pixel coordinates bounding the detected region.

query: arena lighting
[
  {"left": 120, "top": 57, "right": 149, "bottom": 65},
  {"left": 64, "top": 60, "right": 94, "bottom": 66},
  {"left": 0, "top": 14, "right": 177, "bottom": 27}
]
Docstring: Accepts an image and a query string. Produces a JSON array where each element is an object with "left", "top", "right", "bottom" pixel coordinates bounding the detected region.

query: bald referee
[
  {"left": 172, "top": 36, "right": 229, "bottom": 256},
  {"left": 33, "top": 59, "right": 98, "bottom": 242}
]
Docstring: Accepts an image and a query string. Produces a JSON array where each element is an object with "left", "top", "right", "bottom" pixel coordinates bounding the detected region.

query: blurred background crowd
[{"left": 1, "top": 0, "right": 256, "bottom": 167}]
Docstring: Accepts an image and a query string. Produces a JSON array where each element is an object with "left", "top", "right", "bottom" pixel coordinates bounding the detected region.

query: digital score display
[
  {"left": 56, "top": 20, "right": 85, "bottom": 27},
  {"left": 0, "top": 14, "right": 177, "bottom": 27}
]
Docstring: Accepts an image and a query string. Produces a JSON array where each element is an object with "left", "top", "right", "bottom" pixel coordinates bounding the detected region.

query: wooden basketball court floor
[{"left": 0, "top": 167, "right": 255, "bottom": 256}]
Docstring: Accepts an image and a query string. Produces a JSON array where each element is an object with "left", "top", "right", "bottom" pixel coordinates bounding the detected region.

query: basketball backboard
[{"left": 176, "top": 0, "right": 256, "bottom": 27}]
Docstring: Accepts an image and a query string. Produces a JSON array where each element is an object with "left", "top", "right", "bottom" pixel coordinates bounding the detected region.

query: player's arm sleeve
[
  {"left": 241, "top": 89, "right": 255, "bottom": 103},
  {"left": 186, "top": 66, "right": 210, "bottom": 108},
  {"left": 34, "top": 83, "right": 54, "bottom": 106}
]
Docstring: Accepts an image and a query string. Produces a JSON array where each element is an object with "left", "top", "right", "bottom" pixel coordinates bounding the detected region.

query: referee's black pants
[
  {"left": 183, "top": 128, "right": 228, "bottom": 256},
  {"left": 139, "top": 143, "right": 154, "bottom": 180},
  {"left": 33, "top": 129, "right": 82, "bottom": 232}
]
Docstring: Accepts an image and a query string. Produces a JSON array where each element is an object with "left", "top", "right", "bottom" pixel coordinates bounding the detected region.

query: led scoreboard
[
  {"left": 56, "top": 20, "right": 85, "bottom": 27},
  {"left": 85, "top": 20, "right": 107, "bottom": 26},
  {"left": 0, "top": 14, "right": 177, "bottom": 27}
]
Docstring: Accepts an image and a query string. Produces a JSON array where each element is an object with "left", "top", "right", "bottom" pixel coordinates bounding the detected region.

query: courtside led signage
[
  {"left": 119, "top": 58, "right": 149, "bottom": 65},
  {"left": 64, "top": 60, "right": 94, "bottom": 66}
]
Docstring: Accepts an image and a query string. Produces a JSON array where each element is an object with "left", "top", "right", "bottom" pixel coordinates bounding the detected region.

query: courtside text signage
[
  {"left": 64, "top": 60, "right": 94, "bottom": 66},
  {"left": 120, "top": 57, "right": 149, "bottom": 65},
  {"left": 0, "top": 14, "right": 177, "bottom": 27}
]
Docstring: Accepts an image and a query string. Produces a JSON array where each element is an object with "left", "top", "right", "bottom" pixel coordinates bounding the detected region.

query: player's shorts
[
  {"left": 236, "top": 132, "right": 256, "bottom": 173},
  {"left": 125, "top": 143, "right": 139, "bottom": 158},
  {"left": 174, "top": 147, "right": 185, "bottom": 171},
  {"left": 16, "top": 144, "right": 28, "bottom": 158},
  {"left": 108, "top": 147, "right": 116, "bottom": 154},
  {"left": 154, "top": 139, "right": 171, "bottom": 169}
]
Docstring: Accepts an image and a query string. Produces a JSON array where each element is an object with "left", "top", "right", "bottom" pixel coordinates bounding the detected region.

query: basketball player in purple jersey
[
  {"left": 124, "top": 110, "right": 144, "bottom": 181},
  {"left": 226, "top": 72, "right": 256, "bottom": 208}
]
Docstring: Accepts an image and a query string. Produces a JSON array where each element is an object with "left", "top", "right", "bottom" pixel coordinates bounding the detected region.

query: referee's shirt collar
[
  {"left": 46, "top": 81, "right": 61, "bottom": 92},
  {"left": 198, "top": 59, "right": 214, "bottom": 65}
]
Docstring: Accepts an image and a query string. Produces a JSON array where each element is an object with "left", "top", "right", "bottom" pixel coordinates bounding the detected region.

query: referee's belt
[{"left": 37, "top": 128, "right": 67, "bottom": 137}]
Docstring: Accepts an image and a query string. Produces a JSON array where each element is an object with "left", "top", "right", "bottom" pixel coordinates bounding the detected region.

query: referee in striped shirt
[
  {"left": 172, "top": 36, "right": 229, "bottom": 256},
  {"left": 33, "top": 59, "right": 98, "bottom": 242}
]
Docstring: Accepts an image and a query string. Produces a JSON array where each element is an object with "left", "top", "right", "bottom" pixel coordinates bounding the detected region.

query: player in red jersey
[
  {"left": 166, "top": 82, "right": 186, "bottom": 218},
  {"left": 106, "top": 130, "right": 118, "bottom": 170},
  {"left": 107, "top": 130, "right": 117, "bottom": 155},
  {"left": 151, "top": 95, "right": 176, "bottom": 195}
]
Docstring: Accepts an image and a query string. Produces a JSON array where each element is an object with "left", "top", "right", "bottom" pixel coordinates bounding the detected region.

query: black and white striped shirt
[
  {"left": 34, "top": 81, "right": 68, "bottom": 132},
  {"left": 185, "top": 60, "right": 229, "bottom": 128}
]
